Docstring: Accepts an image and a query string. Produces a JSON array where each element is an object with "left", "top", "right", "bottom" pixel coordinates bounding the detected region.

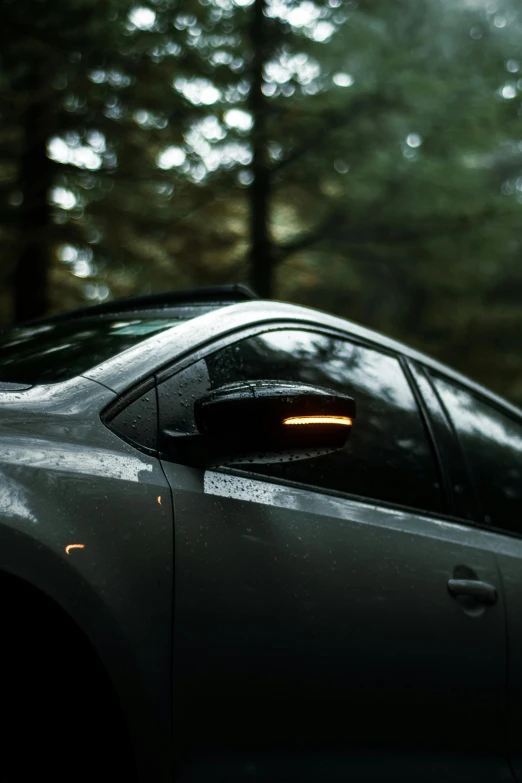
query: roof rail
[{"left": 20, "top": 284, "right": 259, "bottom": 326}]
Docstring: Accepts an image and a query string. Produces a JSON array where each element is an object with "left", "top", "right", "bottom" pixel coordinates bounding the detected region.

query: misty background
[{"left": 1, "top": 0, "right": 521, "bottom": 405}]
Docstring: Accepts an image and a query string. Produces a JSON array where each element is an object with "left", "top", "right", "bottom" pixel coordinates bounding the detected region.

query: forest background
[{"left": 1, "top": 0, "right": 522, "bottom": 404}]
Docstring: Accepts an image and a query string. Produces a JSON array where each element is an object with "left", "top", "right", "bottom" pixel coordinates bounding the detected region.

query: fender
[{"left": 0, "top": 408, "right": 174, "bottom": 782}]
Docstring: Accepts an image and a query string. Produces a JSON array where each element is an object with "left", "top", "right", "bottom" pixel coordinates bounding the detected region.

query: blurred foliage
[{"left": 1, "top": 0, "right": 522, "bottom": 403}]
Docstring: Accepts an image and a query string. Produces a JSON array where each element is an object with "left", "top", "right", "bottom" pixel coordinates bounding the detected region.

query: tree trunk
[
  {"left": 13, "top": 70, "right": 53, "bottom": 323},
  {"left": 247, "top": 0, "right": 273, "bottom": 299}
]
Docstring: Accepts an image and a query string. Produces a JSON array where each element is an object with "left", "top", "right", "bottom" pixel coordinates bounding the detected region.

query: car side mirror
[{"left": 163, "top": 380, "right": 355, "bottom": 468}]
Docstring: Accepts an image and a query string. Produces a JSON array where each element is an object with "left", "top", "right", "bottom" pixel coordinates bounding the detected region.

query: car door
[
  {"left": 430, "top": 373, "right": 522, "bottom": 783},
  {"left": 158, "top": 327, "right": 509, "bottom": 783}
]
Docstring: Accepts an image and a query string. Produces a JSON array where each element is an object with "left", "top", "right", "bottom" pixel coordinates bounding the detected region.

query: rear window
[{"left": 0, "top": 307, "right": 211, "bottom": 384}]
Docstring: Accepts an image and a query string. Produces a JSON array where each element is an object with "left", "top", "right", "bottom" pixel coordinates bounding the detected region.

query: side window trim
[
  {"left": 407, "top": 360, "right": 484, "bottom": 524},
  {"left": 430, "top": 369, "right": 522, "bottom": 538},
  {"left": 102, "top": 375, "right": 159, "bottom": 456},
  {"left": 157, "top": 321, "right": 414, "bottom": 385},
  {"left": 427, "top": 368, "right": 483, "bottom": 521},
  {"left": 401, "top": 358, "right": 452, "bottom": 515},
  {"left": 220, "top": 465, "right": 459, "bottom": 524}
]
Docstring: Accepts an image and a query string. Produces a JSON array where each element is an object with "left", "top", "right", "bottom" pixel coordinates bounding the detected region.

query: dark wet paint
[
  {"left": 163, "top": 466, "right": 509, "bottom": 783},
  {"left": 1, "top": 298, "right": 522, "bottom": 783}
]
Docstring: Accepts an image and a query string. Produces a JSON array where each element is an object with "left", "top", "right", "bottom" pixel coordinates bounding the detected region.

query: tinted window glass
[
  {"left": 0, "top": 308, "right": 210, "bottom": 384},
  {"left": 433, "top": 376, "right": 522, "bottom": 533},
  {"left": 206, "top": 330, "right": 443, "bottom": 513}
]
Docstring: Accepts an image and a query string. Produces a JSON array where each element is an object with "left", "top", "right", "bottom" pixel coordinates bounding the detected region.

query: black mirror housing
[{"left": 193, "top": 380, "right": 355, "bottom": 466}]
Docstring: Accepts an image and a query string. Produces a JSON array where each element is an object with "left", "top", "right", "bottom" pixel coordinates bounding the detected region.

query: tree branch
[
  {"left": 271, "top": 92, "right": 402, "bottom": 176},
  {"left": 273, "top": 206, "right": 504, "bottom": 264}
]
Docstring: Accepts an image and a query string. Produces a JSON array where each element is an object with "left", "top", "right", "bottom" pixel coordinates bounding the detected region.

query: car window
[
  {"left": 432, "top": 375, "right": 522, "bottom": 534},
  {"left": 0, "top": 306, "right": 214, "bottom": 384},
  {"left": 203, "top": 329, "right": 443, "bottom": 513}
]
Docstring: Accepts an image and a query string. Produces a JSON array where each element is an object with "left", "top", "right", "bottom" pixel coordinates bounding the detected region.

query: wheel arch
[
  {"left": 0, "top": 567, "right": 138, "bottom": 776},
  {"left": 0, "top": 522, "right": 170, "bottom": 782}
]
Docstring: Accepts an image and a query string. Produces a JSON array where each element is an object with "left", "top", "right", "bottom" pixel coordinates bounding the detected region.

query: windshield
[{"left": 0, "top": 309, "right": 206, "bottom": 385}]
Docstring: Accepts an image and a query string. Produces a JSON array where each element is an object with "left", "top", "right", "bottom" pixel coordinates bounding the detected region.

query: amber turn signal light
[{"left": 283, "top": 415, "right": 353, "bottom": 426}]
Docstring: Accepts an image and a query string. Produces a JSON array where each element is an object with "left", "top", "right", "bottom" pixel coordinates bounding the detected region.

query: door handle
[{"left": 447, "top": 579, "right": 498, "bottom": 606}]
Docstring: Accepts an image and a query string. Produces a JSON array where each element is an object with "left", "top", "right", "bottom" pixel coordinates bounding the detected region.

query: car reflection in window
[{"left": 433, "top": 376, "right": 522, "bottom": 532}]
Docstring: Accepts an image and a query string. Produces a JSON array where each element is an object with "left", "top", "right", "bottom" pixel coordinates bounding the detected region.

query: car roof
[
  {"left": 17, "top": 284, "right": 258, "bottom": 327},
  {"left": 81, "top": 297, "right": 522, "bottom": 421}
]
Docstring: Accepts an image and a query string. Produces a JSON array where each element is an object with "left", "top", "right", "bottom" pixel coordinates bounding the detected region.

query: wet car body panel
[
  {"left": 0, "top": 296, "right": 521, "bottom": 782},
  {"left": 163, "top": 466, "right": 508, "bottom": 782},
  {"left": 0, "top": 376, "right": 174, "bottom": 782}
]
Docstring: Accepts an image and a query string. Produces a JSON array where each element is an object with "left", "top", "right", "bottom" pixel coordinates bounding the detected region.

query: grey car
[{"left": 0, "top": 285, "right": 521, "bottom": 783}]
